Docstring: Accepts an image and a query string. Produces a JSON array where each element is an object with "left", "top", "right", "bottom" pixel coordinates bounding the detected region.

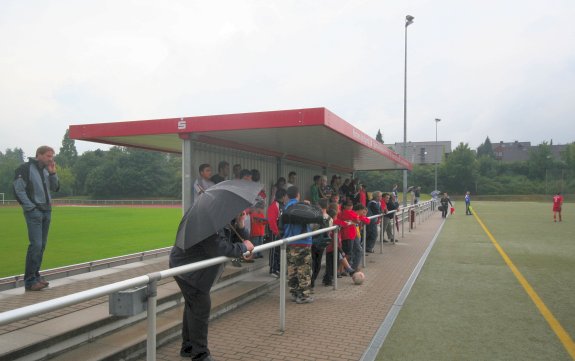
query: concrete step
[{"left": 1, "top": 259, "right": 277, "bottom": 361}]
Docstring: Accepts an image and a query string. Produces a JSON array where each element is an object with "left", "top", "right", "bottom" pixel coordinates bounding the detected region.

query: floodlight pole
[
  {"left": 402, "top": 15, "right": 414, "bottom": 208},
  {"left": 434, "top": 118, "right": 441, "bottom": 192}
]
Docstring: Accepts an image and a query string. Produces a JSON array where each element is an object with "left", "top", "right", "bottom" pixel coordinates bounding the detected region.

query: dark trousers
[
  {"left": 269, "top": 242, "right": 280, "bottom": 273},
  {"left": 310, "top": 244, "right": 324, "bottom": 287},
  {"left": 323, "top": 251, "right": 334, "bottom": 284},
  {"left": 441, "top": 206, "right": 448, "bottom": 218},
  {"left": 24, "top": 209, "right": 51, "bottom": 288},
  {"left": 174, "top": 277, "right": 212, "bottom": 360}
]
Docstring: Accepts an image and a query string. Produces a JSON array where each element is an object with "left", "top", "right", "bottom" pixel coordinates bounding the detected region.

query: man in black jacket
[
  {"left": 169, "top": 213, "right": 254, "bottom": 361},
  {"left": 384, "top": 193, "right": 399, "bottom": 243},
  {"left": 365, "top": 191, "right": 382, "bottom": 252},
  {"left": 13, "top": 146, "right": 59, "bottom": 291}
]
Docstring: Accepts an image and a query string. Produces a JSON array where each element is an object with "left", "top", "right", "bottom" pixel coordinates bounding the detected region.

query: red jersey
[
  {"left": 338, "top": 209, "right": 359, "bottom": 240},
  {"left": 266, "top": 201, "right": 281, "bottom": 236},
  {"left": 553, "top": 195, "right": 563, "bottom": 211},
  {"left": 359, "top": 190, "right": 367, "bottom": 207},
  {"left": 380, "top": 199, "right": 388, "bottom": 213},
  {"left": 250, "top": 211, "right": 267, "bottom": 237}
]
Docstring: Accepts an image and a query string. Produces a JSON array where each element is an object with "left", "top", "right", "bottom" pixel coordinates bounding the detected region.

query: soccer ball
[{"left": 352, "top": 271, "right": 365, "bottom": 285}]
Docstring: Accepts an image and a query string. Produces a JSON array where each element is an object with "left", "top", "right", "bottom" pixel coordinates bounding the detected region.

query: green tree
[
  {"left": 477, "top": 155, "right": 498, "bottom": 178},
  {"left": 527, "top": 141, "right": 553, "bottom": 180},
  {"left": 442, "top": 142, "right": 478, "bottom": 194},
  {"left": 82, "top": 147, "right": 177, "bottom": 198},
  {"left": 0, "top": 148, "right": 25, "bottom": 200},
  {"left": 476, "top": 136, "right": 495, "bottom": 158},
  {"left": 561, "top": 142, "right": 575, "bottom": 176},
  {"left": 73, "top": 149, "right": 106, "bottom": 195},
  {"left": 376, "top": 129, "right": 383, "bottom": 144},
  {"left": 54, "top": 166, "right": 75, "bottom": 197},
  {"left": 56, "top": 129, "right": 78, "bottom": 168}
]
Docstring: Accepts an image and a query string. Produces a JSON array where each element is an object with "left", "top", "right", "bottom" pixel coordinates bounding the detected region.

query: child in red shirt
[
  {"left": 323, "top": 205, "right": 355, "bottom": 285},
  {"left": 352, "top": 203, "right": 370, "bottom": 271},
  {"left": 250, "top": 202, "right": 267, "bottom": 259},
  {"left": 338, "top": 200, "right": 359, "bottom": 260}
]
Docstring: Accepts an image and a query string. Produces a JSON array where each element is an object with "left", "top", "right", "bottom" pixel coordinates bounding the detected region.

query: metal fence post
[
  {"left": 279, "top": 241, "right": 287, "bottom": 332},
  {"left": 362, "top": 223, "right": 366, "bottom": 269},
  {"left": 146, "top": 278, "right": 158, "bottom": 361},
  {"left": 333, "top": 229, "right": 339, "bottom": 290},
  {"left": 379, "top": 215, "right": 384, "bottom": 254}
]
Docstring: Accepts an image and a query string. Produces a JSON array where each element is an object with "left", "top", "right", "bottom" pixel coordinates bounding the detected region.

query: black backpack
[
  {"left": 281, "top": 202, "right": 324, "bottom": 225},
  {"left": 311, "top": 216, "right": 332, "bottom": 249},
  {"left": 13, "top": 162, "right": 32, "bottom": 205}
]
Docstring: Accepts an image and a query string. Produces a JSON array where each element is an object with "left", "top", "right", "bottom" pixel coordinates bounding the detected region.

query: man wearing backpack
[
  {"left": 283, "top": 186, "right": 314, "bottom": 304},
  {"left": 13, "top": 146, "right": 60, "bottom": 291}
]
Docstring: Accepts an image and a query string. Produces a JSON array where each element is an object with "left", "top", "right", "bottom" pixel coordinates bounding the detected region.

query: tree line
[
  {"left": 1, "top": 133, "right": 573, "bottom": 200},
  {"left": 0, "top": 130, "right": 181, "bottom": 199},
  {"left": 359, "top": 137, "right": 575, "bottom": 196}
]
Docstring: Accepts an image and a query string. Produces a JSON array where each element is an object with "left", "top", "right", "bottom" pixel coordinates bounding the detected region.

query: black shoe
[{"left": 180, "top": 346, "right": 193, "bottom": 357}]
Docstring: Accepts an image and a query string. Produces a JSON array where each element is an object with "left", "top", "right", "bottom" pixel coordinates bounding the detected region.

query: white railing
[
  {"left": 0, "top": 247, "right": 173, "bottom": 290},
  {"left": 0, "top": 199, "right": 437, "bottom": 361},
  {"left": 0, "top": 199, "right": 182, "bottom": 207}
]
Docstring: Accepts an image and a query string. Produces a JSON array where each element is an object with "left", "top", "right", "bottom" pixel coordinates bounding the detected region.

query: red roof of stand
[{"left": 68, "top": 107, "right": 412, "bottom": 172}]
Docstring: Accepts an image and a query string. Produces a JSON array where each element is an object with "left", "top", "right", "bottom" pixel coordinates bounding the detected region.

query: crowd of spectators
[{"left": 192, "top": 162, "right": 403, "bottom": 303}]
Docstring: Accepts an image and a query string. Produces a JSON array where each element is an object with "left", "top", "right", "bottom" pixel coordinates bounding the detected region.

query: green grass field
[
  {"left": 379, "top": 201, "right": 575, "bottom": 360},
  {"left": 0, "top": 206, "right": 181, "bottom": 278}
]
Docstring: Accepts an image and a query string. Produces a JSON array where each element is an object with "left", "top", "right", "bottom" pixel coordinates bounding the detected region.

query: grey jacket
[{"left": 13, "top": 158, "right": 60, "bottom": 211}]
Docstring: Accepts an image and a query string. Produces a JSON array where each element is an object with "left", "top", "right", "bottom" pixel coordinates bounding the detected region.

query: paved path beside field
[
  {"left": 0, "top": 212, "right": 444, "bottom": 361},
  {"left": 142, "top": 215, "right": 444, "bottom": 361}
]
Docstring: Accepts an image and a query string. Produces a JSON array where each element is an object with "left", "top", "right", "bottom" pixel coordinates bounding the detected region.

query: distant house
[
  {"left": 387, "top": 141, "right": 452, "bottom": 165},
  {"left": 493, "top": 141, "right": 531, "bottom": 162},
  {"left": 491, "top": 141, "right": 567, "bottom": 162}
]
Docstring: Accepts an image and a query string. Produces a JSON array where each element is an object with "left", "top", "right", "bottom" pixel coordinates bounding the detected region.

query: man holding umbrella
[{"left": 169, "top": 180, "right": 260, "bottom": 360}]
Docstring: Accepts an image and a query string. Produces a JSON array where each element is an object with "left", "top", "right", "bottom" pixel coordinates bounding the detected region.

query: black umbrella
[{"left": 175, "top": 179, "right": 263, "bottom": 250}]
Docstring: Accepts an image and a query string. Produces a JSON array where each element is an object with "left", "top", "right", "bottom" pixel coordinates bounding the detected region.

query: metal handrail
[
  {"left": 0, "top": 225, "right": 338, "bottom": 361},
  {"left": 0, "top": 247, "right": 173, "bottom": 290},
  {"left": 0, "top": 200, "right": 438, "bottom": 360}
]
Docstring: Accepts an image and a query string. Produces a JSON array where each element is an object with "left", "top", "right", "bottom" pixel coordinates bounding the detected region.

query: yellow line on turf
[{"left": 472, "top": 210, "right": 575, "bottom": 360}]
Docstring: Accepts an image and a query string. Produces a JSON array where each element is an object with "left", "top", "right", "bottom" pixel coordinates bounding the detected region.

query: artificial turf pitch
[
  {"left": 378, "top": 201, "right": 575, "bottom": 361},
  {"left": 0, "top": 206, "right": 181, "bottom": 278}
]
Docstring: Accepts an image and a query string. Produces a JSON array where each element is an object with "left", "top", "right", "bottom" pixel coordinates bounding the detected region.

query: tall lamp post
[
  {"left": 402, "top": 14, "right": 414, "bottom": 208},
  {"left": 434, "top": 118, "right": 441, "bottom": 192}
]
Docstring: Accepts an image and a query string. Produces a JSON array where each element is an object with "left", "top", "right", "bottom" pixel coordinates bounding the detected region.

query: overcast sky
[{"left": 1, "top": 0, "right": 574, "bottom": 158}]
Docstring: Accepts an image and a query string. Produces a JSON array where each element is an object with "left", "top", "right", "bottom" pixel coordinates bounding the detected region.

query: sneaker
[
  {"left": 270, "top": 270, "right": 280, "bottom": 278},
  {"left": 296, "top": 296, "right": 314, "bottom": 304},
  {"left": 39, "top": 278, "right": 50, "bottom": 287},
  {"left": 25, "top": 282, "right": 47, "bottom": 291}
]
